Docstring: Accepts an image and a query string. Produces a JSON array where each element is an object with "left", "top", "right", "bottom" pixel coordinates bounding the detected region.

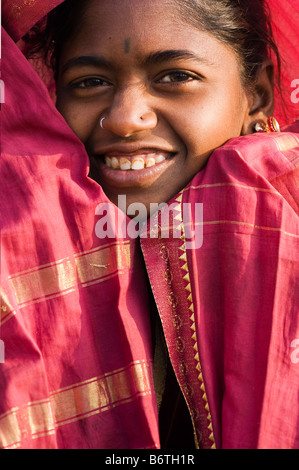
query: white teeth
[
  {"left": 131, "top": 158, "right": 145, "bottom": 170},
  {"left": 105, "top": 157, "right": 112, "bottom": 168},
  {"left": 120, "top": 158, "right": 131, "bottom": 170},
  {"left": 111, "top": 157, "right": 120, "bottom": 169},
  {"left": 155, "top": 154, "right": 166, "bottom": 163},
  {"left": 145, "top": 157, "right": 156, "bottom": 168},
  {"left": 104, "top": 153, "right": 167, "bottom": 170}
]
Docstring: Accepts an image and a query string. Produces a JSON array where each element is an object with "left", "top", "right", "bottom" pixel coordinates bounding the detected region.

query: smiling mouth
[
  {"left": 104, "top": 152, "right": 167, "bottom": 170},
  {"left": 92, "top": 149, "right": 176, "bottom": 189}
]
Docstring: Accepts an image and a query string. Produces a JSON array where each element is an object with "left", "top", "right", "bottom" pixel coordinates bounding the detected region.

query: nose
[{"left": 101, "top": 86, "right": 157, "bottom": 137}]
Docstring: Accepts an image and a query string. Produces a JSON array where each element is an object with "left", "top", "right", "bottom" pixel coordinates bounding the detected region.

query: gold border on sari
[
  {"left": 142, "top": 193, "right": 216, "bottom": 449},
  {"left": 173, "top": 191, "right": 216, "bottom": 449},
  {"left": 1, "top": 241, "right": 132, "bottom": 326},
  {"left": 0, "top": 360, "right": 153, "bottom": 449}
]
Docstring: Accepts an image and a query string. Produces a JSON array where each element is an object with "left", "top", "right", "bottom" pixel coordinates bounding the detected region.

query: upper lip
[{"left": 92, "top": 143, "right": 176, "bottom": 157}]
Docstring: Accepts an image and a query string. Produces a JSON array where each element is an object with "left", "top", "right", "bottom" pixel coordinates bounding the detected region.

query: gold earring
[
  {"left": 267, "top": 116, "right": 280, "bottom": 132},
  {"left": 254, "top": 116, "right": 280, "bottom": 133}
]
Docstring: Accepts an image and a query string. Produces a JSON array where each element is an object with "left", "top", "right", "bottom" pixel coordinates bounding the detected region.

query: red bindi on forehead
[{"left": 124, "top": 38, "right": 131, "bottom": 54}]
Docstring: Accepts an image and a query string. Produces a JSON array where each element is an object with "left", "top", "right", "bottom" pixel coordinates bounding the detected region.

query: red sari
[
  {"left": 1, "top": 0, "right": 299, "bottom": 449},
  {"left": 0, "top": 27, "right": 159, "bottom": 449},
  {"left": 141, "top": 130, "right": 299, "bottom": 448}
]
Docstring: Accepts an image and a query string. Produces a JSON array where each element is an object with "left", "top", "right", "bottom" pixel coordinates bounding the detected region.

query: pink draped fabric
[
  {"left": 268, "top": 0, "right": 299, "bottom": 127},
  {"left": 0, "top": 28, "right": 160, "bottom": 449},
  {"left": 141, "top": 131, "right": 299, "bottom": 448},
  {"left": 1, "top": 0, "right": 64, "bottom": 42},
  {"left": 1, "top": 0, "right": 299, "bottom": 450}
]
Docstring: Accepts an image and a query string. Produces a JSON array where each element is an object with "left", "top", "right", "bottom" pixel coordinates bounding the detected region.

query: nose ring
[{"left": 100, "top": 117, "right": 106, "bottom": 129}]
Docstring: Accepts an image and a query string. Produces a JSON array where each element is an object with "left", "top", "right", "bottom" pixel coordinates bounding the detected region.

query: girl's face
[{"left": 56, "top": 0, "right": 253, "bottom": 211}]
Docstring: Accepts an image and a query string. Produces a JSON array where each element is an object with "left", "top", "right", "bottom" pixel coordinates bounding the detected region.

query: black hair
[
  {"left": 24, "top": 0, "right": 88, "bottom": 80},
  {"left": 172, "top": 0, "right": 280, "bottom": 89},
  {"left": 24, "top": 0, "right": 281, "bottom": 90}
]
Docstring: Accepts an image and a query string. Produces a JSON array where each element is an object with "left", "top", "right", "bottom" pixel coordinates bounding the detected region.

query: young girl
[
  {"left": 26, "top": 0, "right": 285, "bottom": 214},
  {"left": 1, "top": 0, "right": 299, "bottom": 449}
]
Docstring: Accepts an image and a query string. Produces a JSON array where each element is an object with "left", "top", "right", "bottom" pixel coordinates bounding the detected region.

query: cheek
[
  {"left": 198, "top": 88, "right": 247, "bottom": 136},
  {"left": 56, "top": 97, "right": 97, "bottom": 142},
  {"left": 177, "top": 88, "right": 248, "bottom": 161}
]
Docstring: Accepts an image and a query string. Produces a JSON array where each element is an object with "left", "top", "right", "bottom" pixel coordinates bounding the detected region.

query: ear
[{"left": 241, "top": 60, "right": 275, "bottom": 135}]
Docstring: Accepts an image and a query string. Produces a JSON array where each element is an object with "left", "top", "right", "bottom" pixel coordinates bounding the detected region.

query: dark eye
[
  {"left": 158, "top": 72, "right": 195, "bottom": 83},
  {"left": 70, "top": 77, "right": 109, "bottom": 89}
]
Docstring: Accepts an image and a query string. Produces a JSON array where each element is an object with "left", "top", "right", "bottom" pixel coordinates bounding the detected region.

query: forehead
[
  {"left": 69, "top": 0, "right": 192, "bottom": 48},
  {"left": 61, "top": 0, "right": 240, "bottom": 74},
  {"left": 79, "top": 0, "right": 184, "bottom": 33}
]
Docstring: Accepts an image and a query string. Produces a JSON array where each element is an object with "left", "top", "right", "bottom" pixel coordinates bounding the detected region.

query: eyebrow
[
  {"left": 60, "top": 49, "right": 214, "bottom": 74},
  {"left": 141, "top": 49, "right": 214, "bottom": 67},
  {"left": 61, "top": 56, "right": 112, "bottom": 74}
]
